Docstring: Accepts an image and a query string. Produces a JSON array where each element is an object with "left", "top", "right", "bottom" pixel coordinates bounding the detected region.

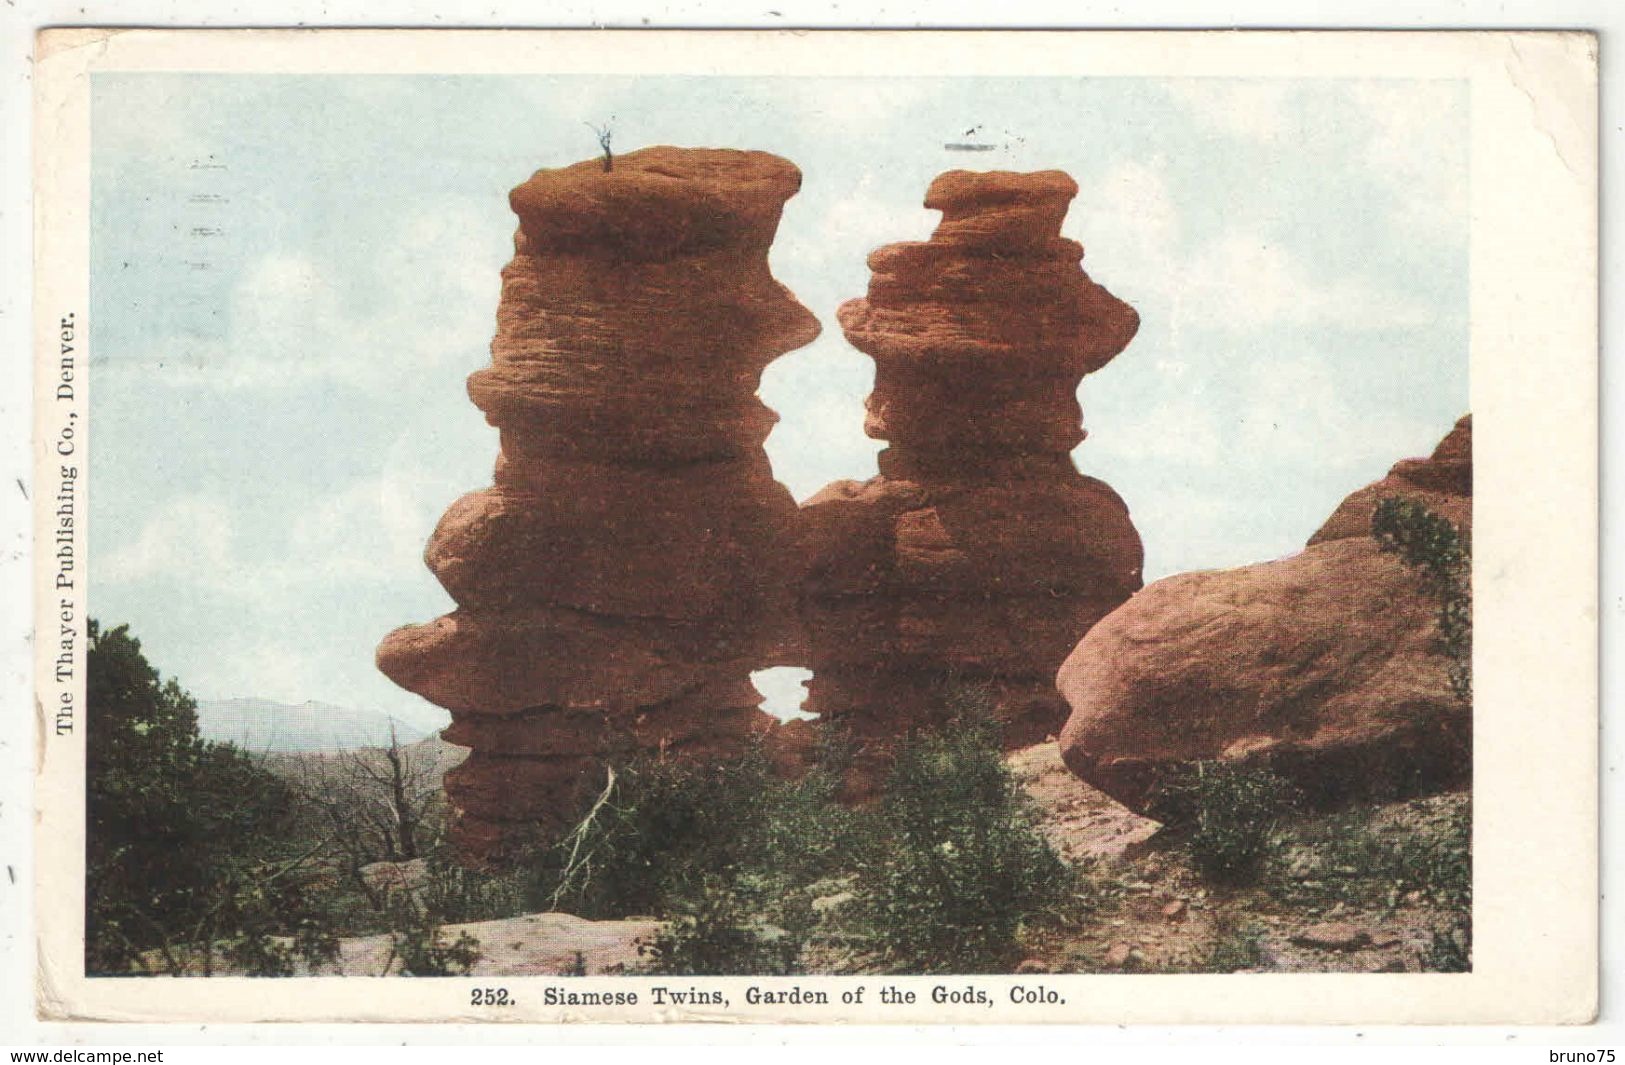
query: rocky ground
[
  {"left": 1010, "top": 741, "right": 1471, "bottom": 974},
  {"left": 334, "top": 911, "right": 658, "bottom": 977},
  {"left": 285, "top": 739, "right": 1469, "bottom": 977}
]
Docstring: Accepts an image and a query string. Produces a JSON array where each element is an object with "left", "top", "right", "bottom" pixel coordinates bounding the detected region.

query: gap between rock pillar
[
  {"left": 798, "top": 169, "right": 1144, "bottom": 798},
  {"left": 377, "top": 147, "right": 820, "bottom": 866}
]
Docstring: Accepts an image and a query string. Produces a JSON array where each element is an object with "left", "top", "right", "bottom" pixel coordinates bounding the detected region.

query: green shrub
[
  {"left": 1268, "top": 799, "right": 1471, "bottom": 912},
  {"left": 85, "top": 620, "right": 341, "bottom": 975},
  {"left": 640, "top": 879, "right": 801, "bottom": 976},
  {"left": 1422, "top": 920, "right": 1471, "bottom": 973},
  {"left": 1380, "top": 801, "right": 1471, "bottom": 912},
  {"left": 1202, "top": 919, "right": 1266, "bottom": 973},
  {"left": 219, "top": 912, "right": 340, "bottom": 977},
  {"left": 510, "top": 695, "right": 1067, "bottom": 975},
  {"left": 522, "top": 748, "right": 781, "bottom": 919},
  {"left": 390, "top": 921, "right": 480, "bottom": 976},
  {"left": 1148, "top": 762, "right": 1300, "bottom": 886},
  {"left": 849, "top": 709, "right": 1068, "bottom": 973},
  {"left": 1372, "top": 497, "right": 1472, "bottom": 703},
  {"left": 415, "top": 847, "right": 527, "bottom": 925},
  {"left": 523, "top": 740, "right": 862, "bottom": 925}
]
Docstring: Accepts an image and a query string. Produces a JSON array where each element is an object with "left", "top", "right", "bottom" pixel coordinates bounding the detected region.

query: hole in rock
[
  {"left": 758, "top": 341, "right": 882, "bottom": 502},
  {"left": 751, "top": 666, "right": 815, "bottom": 722}
]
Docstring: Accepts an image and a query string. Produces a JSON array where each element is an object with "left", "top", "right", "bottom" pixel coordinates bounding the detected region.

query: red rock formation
[
  {"left": 799, "top": 170, "right": 1145, "bottom": 794},
  {"left": 1310, "top": 415, "right": 1471, "bottom": 545},
  {"left": 377, "top": 147, "right": 819, "bottom": 864},
  {"left": 1057, "top": 417, "right": 1473, "bottom": 815}
]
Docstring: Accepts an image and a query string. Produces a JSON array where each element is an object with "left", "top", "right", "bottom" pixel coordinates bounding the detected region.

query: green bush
[
  {"left": 848, "top": 710, "right": 1069, "bottom": 973},
  {"left": 1202, "top": 919, "right": 1266, "bottom": 973},
  {"left": 390, "top": 920, "right": 481, "bottom": 977},
  {"left": 522, "top": 748, "right": 779, "bottom": 919},
  {"left": 509, "top": 694, "right": 1067, "bottom": 974},
  {"left": 1147, "top": 762, "right": 1300, "bottom": 886},
  {"left": 415, "top": 847, "right": 527, "bottom": 926},
  {"left": 640, "top": 879, "right": 801, "bottom": 976},
  {"left": 1372, "top": 497, "right": 1472, "bottom": 703},
  {"left": 506, "top": 741, "right": 864, "bottom": 975},
  {"left": 1422, "top": 920, "right": 1471, "bottom": 973},
  {"left": 522, "top": 740, "right": 860, "bottom": 924},
  {"left": 85, "top": 620, "right": 340, "bottom": 975},
  {"left": 1268, "top": 799, "right": 1471, "bottom": 912}
]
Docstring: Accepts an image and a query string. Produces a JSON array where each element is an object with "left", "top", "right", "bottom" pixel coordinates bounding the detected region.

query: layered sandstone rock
[
  {"left": 800, "top": 170, "right": 1145, "bottom": 794},
  {"left": 1310, "top": 415, "right": 1472, "bottom": 545},
  {"left": 1058, "top": 417, "right": 1473, "bottom": 815},
  {"left": 377, "top": 147, "right": 819, "bottom": 864}
]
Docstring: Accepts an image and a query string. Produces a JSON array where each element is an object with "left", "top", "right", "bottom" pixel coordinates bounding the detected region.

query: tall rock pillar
[
  {"left": 799, "top": 169, "right": 1143, "bottom": 795},
  {"left": 377, "top": 147, "right": 820, "bottom": 864}
]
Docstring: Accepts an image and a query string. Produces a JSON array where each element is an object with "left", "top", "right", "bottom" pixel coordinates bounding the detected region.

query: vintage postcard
[{"left": 30, "top": 28, "right": 1597, "bottom": 1025}]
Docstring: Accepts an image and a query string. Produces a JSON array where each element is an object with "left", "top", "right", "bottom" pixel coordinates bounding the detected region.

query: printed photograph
[{"left": 82, "top": 67, "right": 1473, "bottom": 981}]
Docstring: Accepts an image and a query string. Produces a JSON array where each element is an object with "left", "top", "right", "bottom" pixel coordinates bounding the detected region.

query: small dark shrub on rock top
[{"left": 1147, "top": 762, "right": 1301, "bottom": 886}]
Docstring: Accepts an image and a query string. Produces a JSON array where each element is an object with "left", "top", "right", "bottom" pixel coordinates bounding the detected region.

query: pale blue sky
[{"left": 89, "top": 73, "right": 1468, "bottom": 730}]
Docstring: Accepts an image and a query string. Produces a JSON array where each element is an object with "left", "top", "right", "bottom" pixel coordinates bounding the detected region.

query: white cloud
[
  {"left": 1118, "top": 484, "right": 1291, "bottom": 580},
  {"left": 100, "top": 496, "right": 237, "bottom": 585},
  {"left": 100, "top": 456, "right": 464, "bottom": 604},
  {"left": 781, "top": 78, "right": 938, "bottom": 134},
  {"left": 1235, "top": 355, "right": 1446, "bottom": 471},
  {"left": 98, "top": 493, "right": 297, "bottom": 603},
  {"left": 1167, "top": 81, "right": 1292, "bottom": 143},
  {"left": 761, "top": 340, "right": 881, "bottom": 500},
  {"left": 110, "top": 203, "right": 504, "bottom": 392},
  {"left": 289, "top": 459, "right": 467, "bottom": 586},
  {"left": 187, "top": 640, "right": 324, "bottom": 708},
  {"left": 1082, "top": 158, "right": 1179, "bottom": 248},
  {"left": 511, "top": 79, "right": 637, "bottom": 136},
  {"left": 1066, "top": 156, "right": 1179, "bottom": 306},
  {"left": 773, "top": 174, "right": 937, "bottom": 284},
  {"left": 1076, "top": 159, "right": 1435, "bottom": 339},
  {"left": 91, "top": 82, "right": 212, "bottom": 172},
  {"left": 1086, "top": 391, "right": 1224, "bottom": 467},
  {"left": 1347, "top": 81, "right": 1467, "bottom": 240},
  {"left": 229, "top": 253, "right": 345, "bottom": 364},
  {"left": 1173, "top": 234, "right": 1434, "bottom": 334}
]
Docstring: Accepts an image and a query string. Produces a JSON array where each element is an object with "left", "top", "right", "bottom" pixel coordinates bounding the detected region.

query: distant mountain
[
  {"left": 261, "top": 732, "right": 468, "bottom": 790},
  {"left": 195, "top": 697, "right": 432, "bottom": 753}
]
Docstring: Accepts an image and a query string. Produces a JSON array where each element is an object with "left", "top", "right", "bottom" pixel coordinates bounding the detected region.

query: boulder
[
  {"left": 336, "top": 912, "right": 662, "bottom": 977},
  {"left": 1290, "top": 922, "right": 1374, "bottom": 952},
  {"left": 358, "top": 858, "right": 430, "bottom": 899},
  {"left": 1058, "top": 417, "right": 1472, "bottom": 814},
  {"left": 1311, "top": 416, "right": 1471, "bottom": 545}
]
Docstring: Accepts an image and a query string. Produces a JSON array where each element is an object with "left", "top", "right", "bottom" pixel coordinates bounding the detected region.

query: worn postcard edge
[{"left": 30, "top": 27, "right": 1600, "bottom": 1026}]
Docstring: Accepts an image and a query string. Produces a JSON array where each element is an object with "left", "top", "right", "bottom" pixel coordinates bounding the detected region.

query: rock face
[
  {"left": 334, "top": 912, "right": 662, "bottom": 977},
  {"left": 1311, "top": 415, "right": 1471, "bottom": 545},
  {"left": 377, "top": 147, "right": 819, "bottom": 864},
  {"left": 1058, "top": 417, "right": 1473, "bottom": 815},
  {"left": 800, "top": 170, "right": 1145, "bottom": 794}
]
